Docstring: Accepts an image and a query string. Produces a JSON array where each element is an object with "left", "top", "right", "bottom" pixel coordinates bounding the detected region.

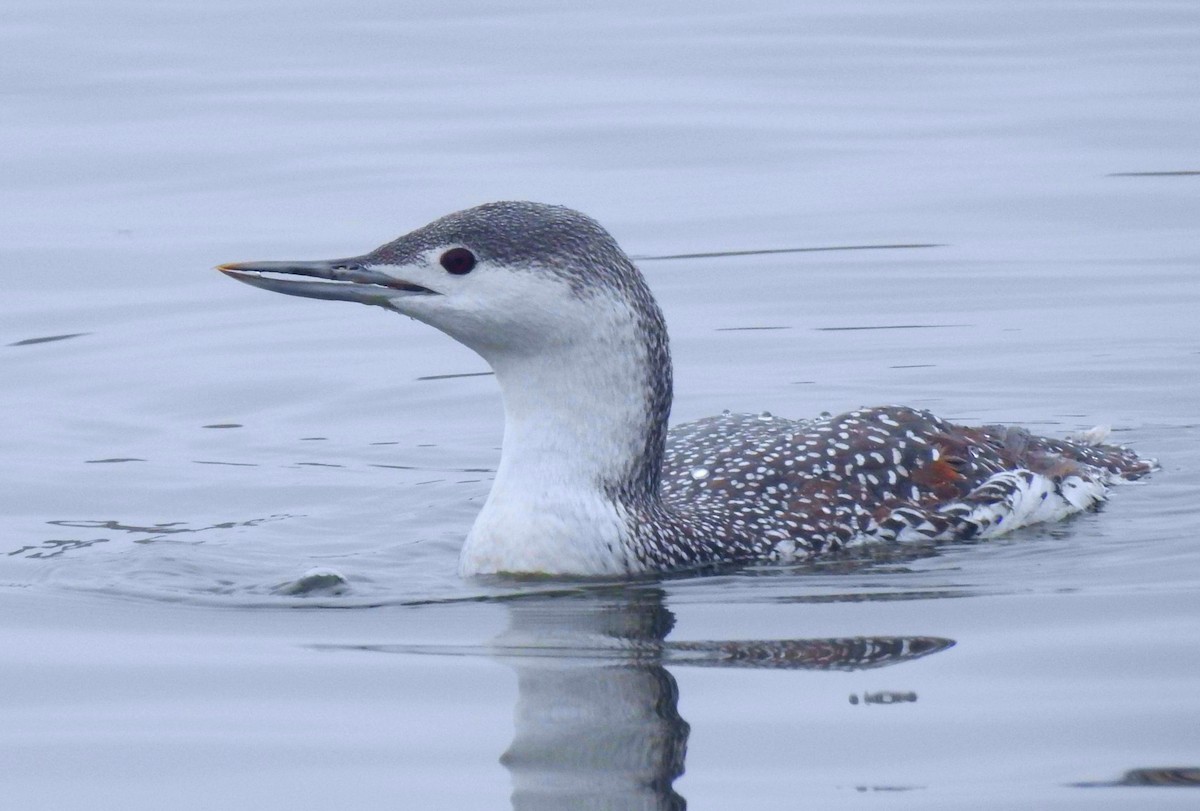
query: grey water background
[{"left": 3, "top": 0, "right": 1199, "bottom": 807}]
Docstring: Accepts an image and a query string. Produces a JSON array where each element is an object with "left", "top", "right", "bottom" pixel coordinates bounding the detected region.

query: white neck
[{"left": 458, "top": 300, "right": 667, "bottom": 576}]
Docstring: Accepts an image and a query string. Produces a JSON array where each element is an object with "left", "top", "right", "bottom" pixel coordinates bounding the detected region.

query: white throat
[{"left": 458, "top": 295, "right": 664, "bottom": 576}]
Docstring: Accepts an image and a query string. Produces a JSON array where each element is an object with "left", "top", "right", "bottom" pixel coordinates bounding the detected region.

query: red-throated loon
[{"left": 218, "top": 201, "right": 1154, "bottom": 576}]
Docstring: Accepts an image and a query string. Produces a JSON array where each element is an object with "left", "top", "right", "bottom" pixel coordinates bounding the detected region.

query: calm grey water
[{"left": 3, "top": 0, "right": 1198, "bottom": 808}]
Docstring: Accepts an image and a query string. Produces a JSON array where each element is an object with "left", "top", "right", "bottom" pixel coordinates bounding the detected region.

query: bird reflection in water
[{"left": 341, "top": 585, "right": 953, "bottom": 810}]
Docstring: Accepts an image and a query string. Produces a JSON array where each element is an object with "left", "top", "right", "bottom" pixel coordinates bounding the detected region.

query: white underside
[
  {"left": 904, "top": 468, "right": 1111, "bottom": 544},
  {"left": 459, "top": 481, "right": 635, "bottom": 576}
]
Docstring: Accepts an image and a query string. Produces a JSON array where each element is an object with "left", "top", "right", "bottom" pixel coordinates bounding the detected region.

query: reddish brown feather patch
[{"left": 912, "top": 458, "right": 966, "bottom": 501}]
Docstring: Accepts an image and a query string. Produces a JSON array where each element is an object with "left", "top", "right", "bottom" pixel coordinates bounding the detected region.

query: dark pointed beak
[{"left": 217, "top": 258, "right": 436, "bottom": 307}]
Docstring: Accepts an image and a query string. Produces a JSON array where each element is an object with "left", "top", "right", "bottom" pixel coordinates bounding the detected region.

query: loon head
[
  {"left": 218, "top": 201, "right": 659, "bottom": 362},
  {"left": 220, "top": 201, "right": 674, "bottom": 575}
]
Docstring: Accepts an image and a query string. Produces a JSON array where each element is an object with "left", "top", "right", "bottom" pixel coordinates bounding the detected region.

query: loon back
[{"left": 219, "top": 201, "right": 1154, "bottom": 577}]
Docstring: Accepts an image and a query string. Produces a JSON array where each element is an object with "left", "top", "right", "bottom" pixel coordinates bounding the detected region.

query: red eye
[{"left": 439, "top": 247, "right": 476, "bottom": 275}]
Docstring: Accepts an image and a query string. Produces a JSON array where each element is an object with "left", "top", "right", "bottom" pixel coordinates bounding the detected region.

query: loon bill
[{"left": 218, "top": 201, "right": 1154, "bottom": 577}]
